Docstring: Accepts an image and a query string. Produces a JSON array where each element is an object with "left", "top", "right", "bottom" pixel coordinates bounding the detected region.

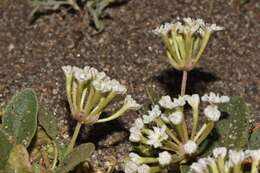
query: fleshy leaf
[
  {"left": 248, "top": 128, "right": 260, "bottom": 149},
  {"left": 6, "top": 144, "right": 33, "bottom": 173},
  {"left": 0, "top": 129, "right": 13, "bottom": 169},
  {"left": 55, "top": 143, "right": 95, "bottom": 173},
  {"left": 2, "top": 89, "right": 38, "bottom": 147},
  {"left": 38, "top": 105, "right": 58, "bottom": 139}
]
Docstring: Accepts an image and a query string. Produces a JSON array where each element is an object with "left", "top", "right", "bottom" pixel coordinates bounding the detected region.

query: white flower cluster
[
  {"left": 152, "top": 17, "right": 224, "bottom": 36},
  {"left": 124, "top": 153, "right": 151, "bottom": 173},
  {"left": 62, "top": 65, "right": 140, "bottom": 124},
  {"left": 124, "top": 151, "right": 172, "bottom": 173},
  {"left": 190, "top": 148, "right": 260, "bottom": 173},
  {"left": 201, "top": 92, "right": 230, "bottom": 104},
  {"left": 62, "top": 65, "right": 127, "bottom": 94},
  {"left": 202, "top": 92, "right": 230, "bottom": 122},
  {"left": 158, "top": 93, "right": 229, "bottom": 122}
]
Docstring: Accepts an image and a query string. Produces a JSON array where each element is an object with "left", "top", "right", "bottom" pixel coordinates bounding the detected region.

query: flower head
[
  {"left": 229, "top": 150, "right": 245, "bottom": 166},
  {"left": 159, "top": 95, "right": 176, "bottom": 109},
  {"left": 124, "top": 95, "right": 142, "bottom": 110},
  {"left": 152, "top": 17, "right": 224, "bottom": 71},
  {"left": 213, "top": 147, "right": 227, "bottom": 158},
  {"left": 143, "top": 105, "right": 161, "bottom": 124},
  {"left": 183, "top": 140, "right": 198, "bottom": 154},
  {"left": 204, "top": 105, "right": 221, "bottom": 122},
  {"left": 169, "top": 111, "right": 183, "bottom": 125},
  {"left": 159, "top": 151, "right": 172, "bottom": 166},
  {"left": 147, "top": 126, "right": 168, "bottom": 148},
  {"left": 201, "top": 92, "right": 230, "bottom": 104}
]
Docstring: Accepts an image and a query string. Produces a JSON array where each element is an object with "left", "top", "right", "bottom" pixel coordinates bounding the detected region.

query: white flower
[
  {"left": 74, "top": 68, "right": 90, "bottom": 82},
  {"left": 62, "top": 65, "right": 73, "bottom": 76},
  {"left": 129, "top": 127, "right": 142, "bottom": 142},
  {"left": 84, "top": 66, "right": 99, "bottom": 78},
  {"left": 133, "top": 118, "right": 144, "bottom": 129},
  {"left": 108, "top": 79, "right": 127, "bottom": 94},
  {"left": 129, "top": 153, "right": 142, "bottom": 164},
  {"left": 152, "top": 22, "right": 174, "bottom": 35},
  {"left": 173, "top": 96, "right": 186, "bottom": 107},
  {"left": 205, "top": 23, "right": 224, "bottom": 33},
  {"left": 158, "top": 151, "right": 172, "bottom": 166},
  {"left": 159, "top": 95, "right": 176, "bottom": 109},
  {"left": 245, "top": 149, "right": 260, "bottom": 161},
  {"left": 213, "top": 147, "right": 227, "bottom": 159},
  {"left": 137, "top": 164, "right": 150, "bottom": 173},
  {"left": 147, "top": 126, "right": 168, "bottom": 148},
  {"left": 229, "top": 150, "right": 245, "bottom": 165},
  {"left": 143, "top": 105, "right": 161, "bottom": 124},
  {"left": 92, "top": 79, "right": 111, "bottom": 93},
  {"left": 204, "top": 105, "right": 221, "bottom": 122},
  {"left": 201, "top": 92, "right": 230, "bottom": 104},
  {"left": 184, "top": 94, "right": 200, "bottom": 108},
  {"left": 183, "top": 140, "right": 198, "bottom": 154},
  {"left": 220, "top": 96, "right": 230, "bottom": 103},
  {"left": 124, "top": 95, "right": 142, "bottom": 110},
  {"left": 169, "top": 111, "right": 183, "bottom": 125},
  {"left": 124, "top": 160, "right": 139, "bottom": 173},
  {"left": 190, "top": 162, "right": 207, "bottom": 173}
]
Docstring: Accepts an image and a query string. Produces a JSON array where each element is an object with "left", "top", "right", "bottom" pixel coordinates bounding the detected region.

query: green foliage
[
  {"left": 201, "top": 96, "right": 250, "bottom": 156},
  {"left": 6, "top": 145, "right": 32, "bottom": 173},
  {"left": 248, "top": 128, "right": 260, "bottom": 149},
  {"left": 38, "top": 106, "right": 58, "bottom": 140},
  {"left": 87, "top": 0, "right": 116, "bottom": 31},
  {"left": 0, "top": 129, "right": 13, "bottom": 169},
  {"left": 0, "top": 89, "right": 95, "bottom": 173},
  {"left": 2, "top": 89, "right": 38, "bottom": 148},
  {"left": 29, "top": 0, "right": 119, "bottom": 31},
  {"left": 55, "top": 143, "right": 95, "bottom": 173}
]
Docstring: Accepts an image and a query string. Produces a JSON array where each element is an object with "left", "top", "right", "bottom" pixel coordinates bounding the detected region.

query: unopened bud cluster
[
  {"left": 62, "top": 66, "right": 141, "bottom": 125},
  {"left": 153, "top": 17, "right": 224, "bottom": 71},
  {"left": 124, "top": 93, "right": 229, "bottom": 173},
  {"left": 190, "top": 147, "right": 260, "bottom": 173}
]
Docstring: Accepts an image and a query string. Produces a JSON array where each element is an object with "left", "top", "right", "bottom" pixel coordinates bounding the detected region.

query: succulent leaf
[
  {"left": 6, "top": 144, "right": 33, "bottom": 173},
  {"left": 248, "top": 128, "right": 260, "bottom": 149},
  {"left": 55, "top": 143, "right": 95, "bottom": 173},
  {"left": 2, "top": 89, "right": 38, "bottom": 148},
  {"left": 38, "top": 105, "right": 58, "bottom": 139},
  {"left": 0, "top": 129, "right": 13, "bottom": 169}
]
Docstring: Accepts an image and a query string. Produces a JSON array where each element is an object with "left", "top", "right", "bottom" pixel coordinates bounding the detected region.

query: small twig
[{"left": 41, "top": 147, "right": 51, "bottom": 171}]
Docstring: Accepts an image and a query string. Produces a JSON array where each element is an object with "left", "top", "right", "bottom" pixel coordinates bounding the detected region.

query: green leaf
[
  {"left": 55, "top": 143, "right": 95, "bottom": 173},
  {"left": 6, "top": 144, "right": 33, "bottom": 173},
  {"left": 38, "top": 105, "right": 58, "bottom": 139},
  {"left": 0, "top": 129, "right": 13, "bottom": 169},
  {"left": 2, "top": 89, "right": 38, "bottom": 147},
  {"left": 201, "top": 96, "right": 250, "bottom": 156},
  {"left": 248, "top": 128, "right": 260, "bottom": 149}
]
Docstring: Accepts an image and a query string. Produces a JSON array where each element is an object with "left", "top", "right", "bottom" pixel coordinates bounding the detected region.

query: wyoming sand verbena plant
[
  {"left": 152, "top": 17, "right": 224, "bottom": 95},
  {"left": 124, "top": 93, "right": 229, "bottom": 173},
  {"left": 62, "top": 65, "right": 141, "bottom": 155}
]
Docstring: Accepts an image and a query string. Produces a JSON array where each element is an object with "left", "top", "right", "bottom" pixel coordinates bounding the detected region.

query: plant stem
[
  {"left": 65, "top": 122, "right": 82, "bottom": 156},
  {"left": 181, "top": 71, "right": 188, "bottom": 96}
]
